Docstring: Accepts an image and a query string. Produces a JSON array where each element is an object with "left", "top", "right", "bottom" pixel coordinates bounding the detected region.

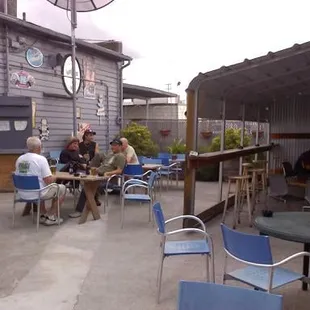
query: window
[
  {"left": 0, "top": 121, "right": 10, "bottom": 131},
  {"left": 14, "top": 121, "right": 28, "bottom": 131}
]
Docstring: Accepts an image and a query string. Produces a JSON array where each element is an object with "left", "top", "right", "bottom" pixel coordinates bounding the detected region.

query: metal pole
[
  {"left": 239, "top": 103, "right": 245, "bottom": 175},
  {"left": 145, "top": 98, "right": 149, "bottom": 127},
  {"left": 71, "top": 0, "right": 77, "bottom": 136},
  {"left": 218, "top": 98, "right": 226, "bottom": 202},
  {"left": 255, "top": 108, "right": 260, "bottom": 160}
]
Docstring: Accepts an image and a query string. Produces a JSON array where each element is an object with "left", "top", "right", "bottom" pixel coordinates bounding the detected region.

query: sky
[{"left": 17, "top": 0, "right": 310, "bottom": 98}]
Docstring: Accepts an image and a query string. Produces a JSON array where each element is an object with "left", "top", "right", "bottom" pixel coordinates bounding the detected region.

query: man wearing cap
[
  {"left": 79, "top": 129, "right": 99, "bottom": 163},
  {"left": 120, "top": 137, "right": 139, "bottom": 164},
  {"left": 69, "top": 139, "right": 126, "bottom": 218}
]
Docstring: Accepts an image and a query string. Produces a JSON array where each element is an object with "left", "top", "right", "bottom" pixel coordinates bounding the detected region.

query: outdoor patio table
[
  {"left": 56, "top": 171, "right": 106, "bottom": 224},
  {"left": 254, "top": 212, "right": 310, "bottom": 291}
]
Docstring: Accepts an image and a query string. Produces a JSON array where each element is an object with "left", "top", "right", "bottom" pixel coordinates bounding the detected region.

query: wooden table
[
  {"left": 142, "top": 164, "right": 162, "bottom": 171},
  {"left": 254, "top": 212, "right": 310, "bottom": 290},
  {"left": 56, "top": 172, "right": 106, "bottom": 224}
]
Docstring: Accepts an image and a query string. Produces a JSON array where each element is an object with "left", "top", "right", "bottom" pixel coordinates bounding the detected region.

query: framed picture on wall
[{"left": 76, "top": 107, "right": 81, "bottom": 119}]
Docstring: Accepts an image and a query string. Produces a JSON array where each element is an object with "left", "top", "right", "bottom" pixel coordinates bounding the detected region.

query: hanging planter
[
  {"left": 252, "top": 131, "right": 264, "bottom": 138},
  {"left": 160, "top": 129, "right": 171, "bottom": 137},
  {"left": 200, "top": 131, "right": 213, "bottom": 139}
]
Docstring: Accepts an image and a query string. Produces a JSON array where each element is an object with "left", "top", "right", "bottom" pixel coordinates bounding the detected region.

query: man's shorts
[{"left": 41, "top": 184, "right": 66, "bottom": 200}]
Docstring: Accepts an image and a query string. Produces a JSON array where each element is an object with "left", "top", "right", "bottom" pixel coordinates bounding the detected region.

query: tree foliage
[{"left": 120, "top": 122, "right": 159, "bottom": 156}]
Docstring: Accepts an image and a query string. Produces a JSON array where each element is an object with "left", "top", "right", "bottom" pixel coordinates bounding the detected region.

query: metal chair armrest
[
  {"left": 123, "top": 184, "right": 149, "bottom": 194},
  {"left": 123, "top": 178, "right": 148, "bottom": 190},
  {"left": 165, "top": 215, "right": 206, "bottom": 231},
  {"left": 165, "top": 228, "right": 209, "bottom": 238},
  {"left": 273, "top": 251, "right": 310, "bottom": 267},
  {"left": 142, "top": 170, "right": 152, "bottom": 177},
  {"left": 105, "top": 174, "right": 122, "bottom": 189}
]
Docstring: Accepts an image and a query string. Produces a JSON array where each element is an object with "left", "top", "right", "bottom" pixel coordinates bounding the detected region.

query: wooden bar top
[{"left": 188, "top": 144, "right": 276, "bottom": 168}]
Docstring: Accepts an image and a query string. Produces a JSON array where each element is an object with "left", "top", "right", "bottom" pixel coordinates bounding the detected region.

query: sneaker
[
  {"left": 69, "top": 211, "right": 82, "bottom": 218},
  {"left": 39, "top": 214, "right": 47, "bottom": 224},
  {"left": 44, "top": 215, "right": 64, "bottom": 226}
]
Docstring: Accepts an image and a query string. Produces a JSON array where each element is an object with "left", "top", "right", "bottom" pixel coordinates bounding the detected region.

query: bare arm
[
  {"left": 104, "top": 168, "right": 122, "bottom": 177},
  {"left": 95, "top": 143, "right": 100, "bottom": 154},
  {"left": 43, "top": 175, "right": 56, "bottom": 185}
]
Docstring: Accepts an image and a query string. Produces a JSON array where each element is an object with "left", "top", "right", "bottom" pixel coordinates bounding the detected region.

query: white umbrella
[{"left": 46, "top": 0, "right": 114, "bottom": 135}]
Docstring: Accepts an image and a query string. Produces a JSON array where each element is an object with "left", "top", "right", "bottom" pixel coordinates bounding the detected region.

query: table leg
[
  {"left": 79, "top": 181, "right": 101, "bottom": 224},
  {"left": 302, "top": 243, "right": 310, "bottom": 291}
]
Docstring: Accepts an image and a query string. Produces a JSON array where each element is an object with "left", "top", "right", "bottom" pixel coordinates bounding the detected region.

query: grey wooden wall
[{"left": 0, "top": 26, "right": 121, "bottom": 153}]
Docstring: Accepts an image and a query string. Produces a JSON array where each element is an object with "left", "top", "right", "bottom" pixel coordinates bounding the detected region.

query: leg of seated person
[
  {"left": 68, "top": 189, "right": 87, "bottom": 218},
  {"left": 40, "top": 184, "right": 66, "bottom": 226}
]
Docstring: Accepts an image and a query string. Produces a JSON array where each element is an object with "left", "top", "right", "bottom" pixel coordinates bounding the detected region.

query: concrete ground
[{"left": 0, "top": 181, "right": 309, "bottom": 310}]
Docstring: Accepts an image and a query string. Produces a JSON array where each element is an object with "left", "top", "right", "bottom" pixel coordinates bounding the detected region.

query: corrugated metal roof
[
  {"left": 188, "top": 41, "right": 310, "bottom": 122},
  {"left": 123, "top": 83, "right": 178, "bottom": 99},
  {"left": 0, "top": 12, "right": 132, "bottom": 62}
]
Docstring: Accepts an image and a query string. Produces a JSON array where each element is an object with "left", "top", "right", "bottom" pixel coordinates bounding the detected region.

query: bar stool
[
  {"left": 222, "top": 175, "right": 252, "bottom": 229},
  {"left": 242, "top": 162, "right": 253, "bottom": 176},
  {"left": 248, "top": 168, "right": 267, "bottom": 212}
]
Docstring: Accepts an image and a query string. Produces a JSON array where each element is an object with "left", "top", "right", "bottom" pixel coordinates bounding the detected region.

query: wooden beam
[
  {"left": 271, "top": 133, "right": 310, "bottom": 139},
  {"left": 188, "top": 144, "right": 275, "bottom": 169},
  {"left": 183, "top": 89, "right": 197, "bottom": 227}
]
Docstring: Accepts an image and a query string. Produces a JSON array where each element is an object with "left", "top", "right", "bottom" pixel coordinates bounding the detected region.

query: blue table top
[{"left": 254, "top": 212, "right": 310, "bottom": 244}]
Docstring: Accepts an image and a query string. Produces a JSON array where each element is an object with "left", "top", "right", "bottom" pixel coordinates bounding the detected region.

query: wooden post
[{"left": 183, "top": 89, "right": 198, "bottom": 227}]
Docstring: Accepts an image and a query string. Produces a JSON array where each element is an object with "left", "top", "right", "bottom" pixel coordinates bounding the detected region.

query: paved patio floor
[{"left": 0, "top": 181, "right": 309, "bottom": 309}]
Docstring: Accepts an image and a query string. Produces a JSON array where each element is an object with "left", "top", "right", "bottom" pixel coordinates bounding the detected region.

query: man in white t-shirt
[
  {"left": 15, "top": 136, "right": 66, "bottom": 226},
  {"left": 120, "top": 137, "right": 139, "bottom": 164}
]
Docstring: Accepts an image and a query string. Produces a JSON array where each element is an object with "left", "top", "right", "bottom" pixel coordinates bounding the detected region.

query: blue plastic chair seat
[
  {"left": 165, "top": 240, "right": 210, "bottom": 256},
  {"left": 123, "top": 194, "right": 151, "bottom": 202},
  {"left": 227, "top": 266, "right": 304, "bottom": 291}
]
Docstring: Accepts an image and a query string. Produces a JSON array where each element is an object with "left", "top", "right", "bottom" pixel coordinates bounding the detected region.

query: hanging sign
[
  {"left": 10, "top": 70, "right": 35, "bottom": 89},
  {"left": 62, "top": 54, "right": 81, "bottom": 95},
  {"left": 25, "top": 47, "right": 44, "bottom": 68}
]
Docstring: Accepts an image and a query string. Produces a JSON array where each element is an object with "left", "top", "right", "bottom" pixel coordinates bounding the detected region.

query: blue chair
[
  {"left": 12, "top": 173, "right": 62, "bottom": 231},
  {"left": 121, "top": 171, "right": 157, "bottom": 228},
  {"left": 49, "top": 150, "right": 62, "bottom": 163},
  {"left": 176, "top": 154, "right": 186, "bottom": 160},
  {"left": 178, "top": 281, "right": 283, "bottom": 310},
  {"left": 104, "top": 165, "right": 152, "bottom": 213},
  {"left": 158, "top": 152, "right": 171, "bottom": 159},
  {"left": 142, "top": 158, "right": 163, "bottom": 165},
  {"left": 158, "top": 161, "right": 179, "bottom": 189},
  {"left": 152, "top": 202, "right": 214, "bottom": 303},
  {"left": 221, "top": 224, "right": 310, "bottom": 292}
]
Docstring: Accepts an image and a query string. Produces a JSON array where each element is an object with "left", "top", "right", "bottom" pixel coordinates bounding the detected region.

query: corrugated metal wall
[
  {"left": 270, "top": 96, "right": 310, "bottom": 169},
  {"left": 0, "top": 26, "right": 120, "bottom": 153},
  {"left": 124, "top": 104, "right": 179, "bottom": 120}
]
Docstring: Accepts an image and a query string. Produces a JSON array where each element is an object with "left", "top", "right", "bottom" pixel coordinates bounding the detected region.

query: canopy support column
[
  {"left": 239, "top": 103, "right": 246, "bottom": 175},
  {"left": 183, "top": 89, "right": 198, "bottom": 226},
  {"left": 217, "top": 98, "right": 226, "bottom": 202},
  {"left": 255, "top": 109, "right": 260, "bottom": 160}
]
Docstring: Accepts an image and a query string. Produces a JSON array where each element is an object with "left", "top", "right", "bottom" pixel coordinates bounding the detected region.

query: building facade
[{"left": 0, "top": 12, "right": 131, "bottom": 190}]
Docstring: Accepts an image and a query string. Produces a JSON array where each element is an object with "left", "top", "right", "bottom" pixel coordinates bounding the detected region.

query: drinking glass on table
[
  {"left": 50, "top": 165, "right": 57, "bottom": 175},
  {"left": 90, "top": 167, "right": 97, "bottom": 176}
]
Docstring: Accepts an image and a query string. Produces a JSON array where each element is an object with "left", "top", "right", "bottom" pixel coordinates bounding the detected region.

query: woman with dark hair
[{"left": 79, "top": 129, "right": 99, "bottom": 163}]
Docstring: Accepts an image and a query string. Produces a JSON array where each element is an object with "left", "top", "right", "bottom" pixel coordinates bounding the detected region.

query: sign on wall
[
  {"left": 62, "top": 54, "right": 81, "bottom": 95},
  {"left": 83, "top": 57, "right": 96, "bottom": 99},
  {"left": 10, "top": 70, "right": 35, "bottom": 89},
  {"left": 25, "top": 47, "right": 44, "bottom": 68}
]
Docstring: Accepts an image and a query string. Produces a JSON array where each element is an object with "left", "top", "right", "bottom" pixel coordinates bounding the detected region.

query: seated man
[
  {"left": 15, "top": 136, "right": 66, "bottom": 226},
  {"left": 294, "top": 150, "right": 310, "bottom": 176},
  {"left": 69, "top": 139, "right": 126, "bottom": 218},
  {"left": 120, "top": 137, "right": 139, "bottom": 164}
]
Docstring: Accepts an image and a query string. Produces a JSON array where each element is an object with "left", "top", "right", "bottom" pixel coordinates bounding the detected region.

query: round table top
[{"left": 254, "top": 212, "right": 310, "bottom": 244}]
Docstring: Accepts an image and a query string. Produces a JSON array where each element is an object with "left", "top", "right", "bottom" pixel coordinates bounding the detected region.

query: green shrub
[
  {"left": 120, "top": 122, "right": 159, "bottom": 156},
  {"left": 208, "top": 128, "right": 251, "bottom": 152},
  {"left": 167, "top": 138, "right": 186, "bottom": 154}
]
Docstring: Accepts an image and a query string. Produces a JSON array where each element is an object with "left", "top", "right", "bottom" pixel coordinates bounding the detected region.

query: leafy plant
[
  {"left": 120, "top": 122, "right": 159, "bottom": 156},
  {"left": 208, "top": 128, "right": 251, "bottom": 152},
  {"left": 167, "top": 138, "right": 186, "bottom": 154}
]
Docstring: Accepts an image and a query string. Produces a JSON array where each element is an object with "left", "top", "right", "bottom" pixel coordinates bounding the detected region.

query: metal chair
[
  {"left": 152, "top": 202, "right": 214, "bottom": 303},
  {"left": 121, "top": 171, "right": 157, "bottom": 228},
  {"left": 268, "top": 174, "right": 303, "bottom": 204},
  {"left": 12, "top": 173, "right": 61, "bottom": 232},
  {"left": 49, "top": 150, "right": 62, "bottom": 164},
  {"left": 104, "top": 164, "right": 152, "bottom": 212},
  {"left": 221, "top": 223, "right": 310, "bottom": 292},
  {"left": 177, "top": 281, "right": 283, "bottom": 310}
]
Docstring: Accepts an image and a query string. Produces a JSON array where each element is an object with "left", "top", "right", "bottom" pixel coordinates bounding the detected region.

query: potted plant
[
  {"left": 167, "top": 138, "right": 186, "bottom": 159},
  {"left": 200, "top": 131, "right": 213, "bottom": 139},
  {"left": 159, "top": 129, "right": 171, "bottom": 137}
]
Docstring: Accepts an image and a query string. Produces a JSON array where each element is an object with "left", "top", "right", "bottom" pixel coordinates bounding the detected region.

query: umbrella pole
[{"left": 71, "top": 0, "right": 77, "bottom": 136}]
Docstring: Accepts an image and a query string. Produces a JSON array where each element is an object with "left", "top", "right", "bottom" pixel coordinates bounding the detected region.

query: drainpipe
[
  {"left": 4, "top": 3, "right": 10, "bottom": 95},
  {"left": 218, "top": 98, "right": 226, "bottom": 202},
  {"left": 101, "top": 82, "right": 109, "bottom": 151},
  {"left": 119, "top": 60, "right": 131, "bottom": 129}
]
